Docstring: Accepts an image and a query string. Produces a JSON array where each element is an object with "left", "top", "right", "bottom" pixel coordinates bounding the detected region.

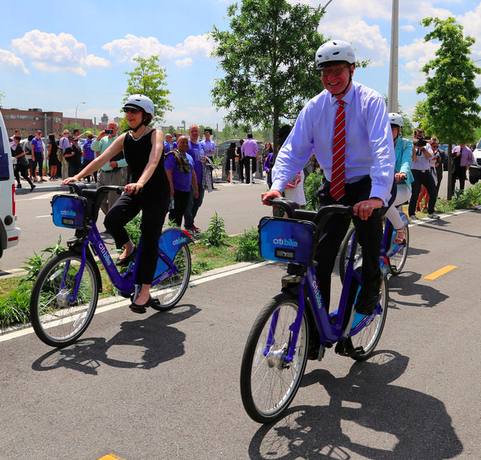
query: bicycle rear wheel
[
  {"left": 389, "top": 225, "right": 409, "bottom": 275},
  {"left": 30, "top": 250, "right": 99, "bottom": 348},
  {"left": 350, "top": 276, "right": 388, "bottom": 361},
  {"left": 240, "top": 293, "right": 309, "bottom": 424},
  {"left": 150, "top": 244, "right": 191, "bottom": 310}
]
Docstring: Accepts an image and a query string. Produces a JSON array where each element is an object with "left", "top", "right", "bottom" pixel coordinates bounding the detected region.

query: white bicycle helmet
[
  {"left": 123, "top": 94, "right": 155, "bottom": 116},
  {"left": 315, "top": 40, "right": 356, "bottom": 69},
  {"left": 389, "top": 113, "right": 404, "bottom": 127}
]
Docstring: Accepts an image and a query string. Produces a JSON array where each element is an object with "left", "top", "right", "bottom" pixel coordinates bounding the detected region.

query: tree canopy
[
  {"left": 210, "top": 0, "right": 326, "bottom": 150},
  {"left": 417, "top": 17, "right": 481, "bottom": 144},
  {"left": 123, "top": 55, "right": 173, "bottom": 127},
  {"left": 417, "top": 16, "right": 481, "bottom": 198}
]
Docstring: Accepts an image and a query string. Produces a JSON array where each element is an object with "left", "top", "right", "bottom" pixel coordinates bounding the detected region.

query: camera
[
  {"left": 414, "top": 137, "right": 429, "bottom": 148},
  {"left": 105, "top": 129, "right": 113, "bottom": 134}
]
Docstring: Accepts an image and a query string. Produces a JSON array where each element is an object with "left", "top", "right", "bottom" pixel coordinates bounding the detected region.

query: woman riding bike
[
  {"left": 385, "top": 113, "right": 413, "bottom": 244},
  {"left": 63, "top": 94, "right": 170, "bottom": 313}
]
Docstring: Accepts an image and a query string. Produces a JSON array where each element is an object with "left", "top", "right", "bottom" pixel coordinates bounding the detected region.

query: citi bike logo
[
  {"left": 312, "top": 279, "right": 323, "bottom": 308},
  {"left": 272, "top": 237, "right": 298, "bottom": 248},
  {"left": 173, "top": 236, "right": 187, "bottom": 246},
  {"left": 60, "top": 209, "right": 76, "bottom": 217},
  {"left": 98, "top": 242, "right": 112, "bottom": 266}
]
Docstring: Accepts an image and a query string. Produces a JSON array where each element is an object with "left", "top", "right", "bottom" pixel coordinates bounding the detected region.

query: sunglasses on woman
[{"left": 124, "top": 107, "right": 140, "bottom": 114}]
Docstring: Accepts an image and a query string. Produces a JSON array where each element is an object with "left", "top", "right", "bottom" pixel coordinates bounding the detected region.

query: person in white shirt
[{"left": 261, "top": 40, "right": 395, "bottom": 329}]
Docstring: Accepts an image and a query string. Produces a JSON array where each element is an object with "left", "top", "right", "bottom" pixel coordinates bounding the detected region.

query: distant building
[{"left": 0, "top": 106, "right": 95, "bottom": 136}]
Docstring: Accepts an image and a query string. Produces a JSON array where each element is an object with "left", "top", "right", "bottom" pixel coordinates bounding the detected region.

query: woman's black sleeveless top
[{"left": 124, "top": 129, "right": 170, "bottom": 197}]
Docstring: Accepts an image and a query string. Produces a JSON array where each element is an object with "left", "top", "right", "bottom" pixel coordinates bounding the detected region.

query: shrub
[
  {"left": 202, "top": 212, "right": 229, "bottom": 247},
  {"left": 236, "top": 228, "right": 262, "bottom": 262},
  {"left": 20, "top": 235, "right": 66, "bottom": 282},
  {"left": 125, "top": 212, "right": 143, "bottom": 246},
  {"left": 304, "top": 168, "right": 324, "bottom": 210}
]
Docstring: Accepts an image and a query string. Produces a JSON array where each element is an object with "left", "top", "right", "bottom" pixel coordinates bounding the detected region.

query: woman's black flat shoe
[
  {"left": 129, "top": 298, "right": 150, "bottom": 314},
  {"left": 116, "top": 246, "right": 136, "bottom": 267}
]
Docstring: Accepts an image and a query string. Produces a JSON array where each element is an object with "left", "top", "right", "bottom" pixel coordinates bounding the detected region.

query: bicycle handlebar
[
  {"left": 268, "top": 197, "right": 354, "bottom": 225},
  {"left": 67, "top": 182, "right": 124, "bottom": 222}
]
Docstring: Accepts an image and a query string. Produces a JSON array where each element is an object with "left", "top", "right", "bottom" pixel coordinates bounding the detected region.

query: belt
[{"left": 101, "top": 167, "right": 120, "bottom": 174}]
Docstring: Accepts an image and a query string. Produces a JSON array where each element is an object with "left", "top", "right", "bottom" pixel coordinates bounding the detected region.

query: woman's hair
[
  {"left": 48, "top": 134, "right": 56, "bottom": 142},
  {"left": 143, "top": 112, "right": 153, "bottom": 126},
  {"left": 229, "top": 142, "right": 236, "bottom": 149}
]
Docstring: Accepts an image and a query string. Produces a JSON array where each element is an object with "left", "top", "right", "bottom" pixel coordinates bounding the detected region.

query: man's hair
[
  {"left": 14, "top": 135, "right": 21, "bottom": 141},
  {"left": 247, "top": 133, "right": 253, "bottom": 139}
]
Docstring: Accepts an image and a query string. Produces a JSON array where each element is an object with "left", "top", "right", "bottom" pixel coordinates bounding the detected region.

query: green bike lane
[{"left": 0, "top": 210, "right": 480, "bottom": 459}]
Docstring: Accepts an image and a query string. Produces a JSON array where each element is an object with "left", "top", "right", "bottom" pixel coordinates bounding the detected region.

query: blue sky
[{"left": 1, "top": 0, "right": 480, "bottom": 132}]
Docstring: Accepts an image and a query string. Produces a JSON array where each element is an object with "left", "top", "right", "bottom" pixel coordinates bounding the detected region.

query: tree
[
  {"left": 0, "top": 89, "right": 4, "bottom": 106},
  {"left": 124, "top": 55, "right": 173, "bottom": 127},
  {"left": 211, "top": 0, "right": 327, "bottom": 151},
  {"left": 417, "top": 17, "right": 481, "bottom": 199}
]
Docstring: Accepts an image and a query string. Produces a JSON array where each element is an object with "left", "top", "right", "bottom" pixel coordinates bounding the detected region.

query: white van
[{"left": 0, "top": 109, "right": 21, "bottom": 258}]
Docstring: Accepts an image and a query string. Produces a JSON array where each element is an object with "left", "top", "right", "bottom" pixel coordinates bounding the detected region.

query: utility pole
[{"left": 388, "top": 0, "right": 399, "bottom": 113}]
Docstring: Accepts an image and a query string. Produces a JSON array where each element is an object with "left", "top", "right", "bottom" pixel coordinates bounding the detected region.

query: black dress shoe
[
  {"left": 335, "top": 338, "right": 363, "bottom": 357},
  {"left": 355, "top": 292, "right": 381, "bottom": 315},
  {"left": 129, "top": 298, "right": 149, "bottom": 313}
]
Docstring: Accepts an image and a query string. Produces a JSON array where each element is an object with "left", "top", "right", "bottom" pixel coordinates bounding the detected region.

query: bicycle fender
[{"left": 159, "top": 227, "right": 193, "bottom": 260}]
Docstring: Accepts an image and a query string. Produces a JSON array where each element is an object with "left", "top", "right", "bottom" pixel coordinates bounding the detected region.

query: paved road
[{"left": 0, "top": 210, "right": 480, "bottom": 459}]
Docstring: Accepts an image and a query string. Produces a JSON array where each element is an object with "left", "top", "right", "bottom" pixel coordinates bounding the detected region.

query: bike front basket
[
  {"left": 51, "top": 194, "right": 87, "bottom": 229},
  {"left": 258, "top": 216, "right": 318, "bottom": 266}
]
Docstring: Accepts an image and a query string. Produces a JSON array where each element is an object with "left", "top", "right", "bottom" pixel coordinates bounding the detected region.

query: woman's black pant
[
  {"left": 15, "top": 163, "right": 34, "bottom": 186},
  {"left": 104, "top": 191, "right": 169, "bottom": 285},
  {"left": 408, "top": 170, "right": 437, "bottom": 215}
]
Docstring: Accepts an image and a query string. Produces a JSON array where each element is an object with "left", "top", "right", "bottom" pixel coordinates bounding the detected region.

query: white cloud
[
  {"left": 320, "top": 18, "right": 389, "bottom": 67},
  {"left": 11, "top": 30, "right": 109, "bottom": 76},
  {"left": 175, "top": 58, "right": 194, "bottom": 67},
  {"left": 164, "top": 106, "right": 227, "bottom": 127},
  {"left": 103, "top": 34, "right": 213, "bottom": 63},
  {"left": 0, "top": 49, "right": 29, "bottom": 74},
  {"left": 401, "top": 25, "right": 415, "bottom": 33}
]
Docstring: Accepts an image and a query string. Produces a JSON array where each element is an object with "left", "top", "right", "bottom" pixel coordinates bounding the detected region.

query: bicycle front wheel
[
  {"left": 350, "top": 276, "right": 388, "bottom": 361},
  {"left": 30, "top": 251, "right": 99, "bottom": 348},
  {"left": 389, "top": 225, "right": 409, "bottom": 275},
  {"left": 240, "top": 293, "right": 309, "bottom": 424},
  {"left": 339, "top": 226, "right": 360, "bottom": 283},
  {"left": 150, "top": 244, "right": 191, "bottom": 310}
]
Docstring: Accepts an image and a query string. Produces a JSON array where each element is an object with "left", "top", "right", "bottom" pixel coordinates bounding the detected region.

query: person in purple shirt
[
  {"left": 82, "top": 133, "right": 97, "bottom": 183},
  {"left": 183, "top": 124, "right": 206, "bottom": 234},
  {"left": 165, "top": 136, "right": 199, "bottom": 227},
  {"left": 451, "top": 143, "right": 475, "bottom": 191},
  {"left": 241, "top": 133, "right": 258, "bottom": 184},
  {"left": 31, "top": 130, "right": 47, "bottom": 182},
  {"left": 201, "top": 129, "right": 216, "bottom": 158}
]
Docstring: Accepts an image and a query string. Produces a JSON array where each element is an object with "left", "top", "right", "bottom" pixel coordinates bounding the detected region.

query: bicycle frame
[{"left": 66, "top": 222, "right": 186, "bottom": 302}]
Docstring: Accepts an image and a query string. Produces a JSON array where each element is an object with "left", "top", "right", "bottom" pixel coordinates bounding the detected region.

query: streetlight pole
[
  {"left": 388, "top": 0, "right": 399, "bottom": 113},
  {"left": 75, "top": 101, "right": 86, "bottom": 129}
]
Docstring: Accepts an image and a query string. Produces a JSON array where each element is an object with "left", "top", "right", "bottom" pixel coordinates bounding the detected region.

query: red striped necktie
[{"left": 330, "top": 100, "right": 346, "bottom": 201}]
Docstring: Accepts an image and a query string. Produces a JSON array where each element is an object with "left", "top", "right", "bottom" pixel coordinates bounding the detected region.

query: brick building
[{"left": 0, "top": 107, "right": 95, "bottom": 136}]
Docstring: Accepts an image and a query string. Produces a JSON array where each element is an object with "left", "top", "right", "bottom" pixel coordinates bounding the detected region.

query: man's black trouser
[{"left": 315, "top": 176, "right": 387, "bottom": 312}]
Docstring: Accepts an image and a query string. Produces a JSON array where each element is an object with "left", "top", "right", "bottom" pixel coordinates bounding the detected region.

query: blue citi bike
[
  {"left": 240, "top": 198, "right": 389, "bottom": 423},
  {"left": 29, "top": 182, "right": 192, "bottom": 348}
]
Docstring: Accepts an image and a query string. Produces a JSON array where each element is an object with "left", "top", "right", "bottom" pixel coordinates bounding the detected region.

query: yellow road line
[
  {"left": 98, "top": 455, "right": 125, "bottom": 460},
  {"left": 424, "top": 265, "right": 458, "bottom": 280}
]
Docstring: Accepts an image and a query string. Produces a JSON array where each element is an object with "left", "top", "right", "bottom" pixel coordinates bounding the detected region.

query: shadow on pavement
[
  {"left": 248, "top": 350, "right": 462, "bottom": 460},
  {"left": 31, "top": 303, "right": 200, "bottom": 375}
]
